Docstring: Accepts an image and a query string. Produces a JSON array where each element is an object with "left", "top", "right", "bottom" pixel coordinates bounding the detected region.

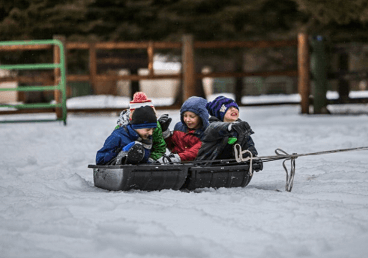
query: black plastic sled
[{"left": 88, "top": 161, "right": 262, "bottom": 191}]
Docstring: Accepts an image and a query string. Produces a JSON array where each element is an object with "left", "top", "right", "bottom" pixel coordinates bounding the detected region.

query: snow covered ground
[{"left": 1, "top": 93, "right": 368, "bottom": 258}]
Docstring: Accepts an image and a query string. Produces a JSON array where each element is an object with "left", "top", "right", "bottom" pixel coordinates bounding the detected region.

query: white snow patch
[{"left": 1, "top": 93, "right": 368, "bottom": 258}]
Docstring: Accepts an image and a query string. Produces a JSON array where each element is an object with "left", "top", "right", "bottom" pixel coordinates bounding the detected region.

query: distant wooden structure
[
  {"left": 298, "top": 33, "right": 310, "bottom": 114},
  {"left": 4, "top": 33, "right": 359, "bottom": 115}
]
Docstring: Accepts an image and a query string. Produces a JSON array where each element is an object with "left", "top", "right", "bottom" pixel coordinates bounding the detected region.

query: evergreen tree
[{"left": 1, "top": 0, "right": 367, "bottom": 43}]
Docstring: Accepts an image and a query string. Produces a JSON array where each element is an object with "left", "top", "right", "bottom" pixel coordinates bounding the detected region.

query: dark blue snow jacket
[{"left": 96, "top": 124, "right": 150, "bottom": 165}]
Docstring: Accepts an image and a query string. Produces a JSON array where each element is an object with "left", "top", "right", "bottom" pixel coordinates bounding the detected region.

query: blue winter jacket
[{"left": 96, "top": 124, "right": 150, "bottom": 165}]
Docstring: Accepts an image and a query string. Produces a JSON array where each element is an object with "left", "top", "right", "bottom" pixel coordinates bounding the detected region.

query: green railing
[{"left": 0, "top": 39, "right": 67, "bottom": 125}]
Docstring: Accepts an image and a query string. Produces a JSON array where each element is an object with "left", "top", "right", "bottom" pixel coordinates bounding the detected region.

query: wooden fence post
[
  {"left": 89, "top": 43, "right": 97, "bottom": 94},
  {"left": 182, "top": 34, "right": 196, "bottom": 101},
  {"left": 148, "top": 41, "right": 154, "bottom": 77},
  {"left": 53, "top": 35, "right": 66, "bottom": 119},
  {"left": 298, "top": 33, "right": 310, "bottom": 114}
]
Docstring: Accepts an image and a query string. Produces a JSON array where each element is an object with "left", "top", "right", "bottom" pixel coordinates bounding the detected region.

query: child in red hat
[{"left": 115, "top": 92, "right": 166, "bottom": 162}]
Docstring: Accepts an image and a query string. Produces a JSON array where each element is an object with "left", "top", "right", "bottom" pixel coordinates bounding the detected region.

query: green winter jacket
[{"left": 150, "top": 121, "right": 167, "bottom": 160}]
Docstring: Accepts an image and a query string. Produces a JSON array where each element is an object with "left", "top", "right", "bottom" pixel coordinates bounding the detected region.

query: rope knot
[{"left": 234, "top": 143, "right": 255, "bottom": 176}]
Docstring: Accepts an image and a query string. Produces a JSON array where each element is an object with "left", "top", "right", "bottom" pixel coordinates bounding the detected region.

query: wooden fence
[{"left": 0, "top": 33, "right": 311, "bottom": 114}]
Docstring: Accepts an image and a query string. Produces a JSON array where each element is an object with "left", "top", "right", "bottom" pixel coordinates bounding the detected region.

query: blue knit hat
[{"left": 206, "top": 96, "right": 239, "bottom": 121}]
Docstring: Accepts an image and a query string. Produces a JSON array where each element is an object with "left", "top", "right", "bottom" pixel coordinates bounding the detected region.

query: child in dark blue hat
[
  {"left": 115, "top": 92, "right": 166, "bottom": 161},
  {"left": 96, "top": 106, "right": 158, "bottom": 165},
  {"left": 197, "top": 96, "right": 260, "bottom": 169},
  {"left": 206, "top": 95, "right": 240, "bottom": 123}
]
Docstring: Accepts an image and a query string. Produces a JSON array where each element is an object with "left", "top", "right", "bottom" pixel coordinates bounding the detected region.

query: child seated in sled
[
  {"left": 196, "top": 96, "right": 261, "bottom": 170},
  {"left": 96, "top": 106, "right": 158, "bottom": 165},
  {"left": 157, "top": 96, "right": 209, "bottom": 163},
  {"left": 115, "top": 92, "right": 166, "bottom": 162}
]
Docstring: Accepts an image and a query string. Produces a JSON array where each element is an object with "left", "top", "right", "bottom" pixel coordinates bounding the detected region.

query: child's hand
[
  {"left": 123, "top": 141, "right": 146, "bottom": 164},
  {"left": 157, "top": 153, "right": 181, "bottom": 164},
  {"left": 230, "top": 121, "right": 252, "bottom": 136},
  {"left": 158, "top": 114, "right": 172, "bottom": 132}
]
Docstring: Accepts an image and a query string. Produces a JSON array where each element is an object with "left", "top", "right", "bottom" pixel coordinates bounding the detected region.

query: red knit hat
[{"left": 129, "top": 92, "right": 154, "bottom": 111}]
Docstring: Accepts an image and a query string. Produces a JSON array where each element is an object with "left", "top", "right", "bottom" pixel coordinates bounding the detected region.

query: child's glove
[
  {"left": 158, "top": 114, "right": 172, "bottom": 138},
  {"left": 123, "top": 141, "right": 146, "bottom": 164},
  {"left": 158, "top": 114, "right": 172, "bottom": 131},
  {"left": 229, "top": 121, "right": 253, "bottom": 137},
  {"left": 157, "top": 153, "right": 181, "bottom": 164}
]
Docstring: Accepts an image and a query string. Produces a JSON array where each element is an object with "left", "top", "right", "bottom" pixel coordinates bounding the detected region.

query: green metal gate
[{"left": 0, "top": 39, "right": 67, "bottom": 125}]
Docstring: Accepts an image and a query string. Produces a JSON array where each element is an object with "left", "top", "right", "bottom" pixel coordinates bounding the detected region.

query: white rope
[
  {"left": 234, "top": 144, "right": 296, "bottom": 191},
  {"left": 233, "top": 145, "right": 368, "bottom": 192},
  {"left": 275, "top": 149, "right": 296, "bottom": 192},
  {"left": 234, "top": 143, "right": 254, "bottom": 177}
]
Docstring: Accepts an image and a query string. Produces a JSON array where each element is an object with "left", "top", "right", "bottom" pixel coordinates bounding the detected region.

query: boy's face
[
  {"left": 183, "top": 111, "right": 201, "bottom": 129},
  {"left": 223, "top": 107, "right": 239, "bottom": 122},
  {"left": 135, "top": 128, "right": 154, "bottom": 140}
]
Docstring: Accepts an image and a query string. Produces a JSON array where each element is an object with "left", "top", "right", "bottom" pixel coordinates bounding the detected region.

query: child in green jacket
[{"left": 115, "top": 92, "right": 166, "bottom": 161}]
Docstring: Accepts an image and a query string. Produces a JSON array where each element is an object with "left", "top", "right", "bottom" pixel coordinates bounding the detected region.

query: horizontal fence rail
[
  {"left": 0, "top": 35, "right": 313, "bottom": 115},
  {"left": 0, "top": 38, "right": 298, "bottom": 82}
]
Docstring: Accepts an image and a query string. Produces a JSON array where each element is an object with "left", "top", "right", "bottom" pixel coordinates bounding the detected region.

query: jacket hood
[{"left": 180, "top": 96, "right": 209, "bottom": 130}]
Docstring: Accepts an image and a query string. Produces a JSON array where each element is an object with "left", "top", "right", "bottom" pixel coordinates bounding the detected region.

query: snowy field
[{"left": 1, "top": 94, "right": 368, "bottom": 258}]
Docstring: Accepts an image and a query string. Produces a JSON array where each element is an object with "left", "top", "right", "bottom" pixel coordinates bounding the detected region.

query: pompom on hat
[
  {"left": 129, "top": 92, "right": 154, "bottom": 111},
  {"left": 206, "top": 96, "right": 239, "bottom": 121}
]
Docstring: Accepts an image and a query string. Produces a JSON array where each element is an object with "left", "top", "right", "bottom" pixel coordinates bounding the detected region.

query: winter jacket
[
  {"left": 196, "top": 116, "right": 258, "bottom": 161},
  {"left": 96, "top": 124, "right": 151, "bottom": 165},
  {"left": 166, "top": 96, "right": 209, "bottom": 161},
  {"left": 115, "top": 109, "right": 166, "bottom": 160}
]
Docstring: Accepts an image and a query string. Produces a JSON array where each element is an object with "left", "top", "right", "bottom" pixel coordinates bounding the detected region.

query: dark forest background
[
  {"left": 1, "top": 0, "right": 367, "bottom": 43},
  {"left": 1, "top": 0, "right": 368, "bottom": 99}
]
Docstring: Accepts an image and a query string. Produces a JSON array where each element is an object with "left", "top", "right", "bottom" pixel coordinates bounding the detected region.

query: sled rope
[
  {"left": 275, "top": 148, "right": 296, "bottom": 192},
  {"left": 233, "top": 145, "right": 368, "bottom": 192},
  {"left": 234, "top": 144, "right": 254, "bottom": 176}
]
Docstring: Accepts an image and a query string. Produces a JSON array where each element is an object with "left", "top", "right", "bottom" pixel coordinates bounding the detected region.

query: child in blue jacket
[
  {"left": 96, "top": 106, "right": 157, "bottom": 165},
  {"left": 115, "top": 92, "right": 166, "bottom": 161}
]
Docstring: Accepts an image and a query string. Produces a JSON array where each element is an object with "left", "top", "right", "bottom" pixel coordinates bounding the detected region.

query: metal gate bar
[{"left": 0, "top": 39, "right": 67, "bottom": 125}]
